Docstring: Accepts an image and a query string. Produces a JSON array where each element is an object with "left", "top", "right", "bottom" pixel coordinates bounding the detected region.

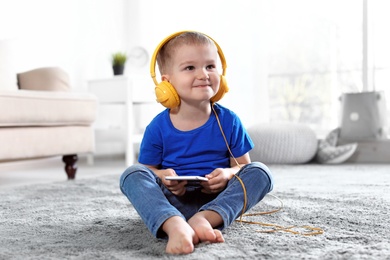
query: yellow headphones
[{"left": 150, "top": 31, "right": 229, "bottom": 108}]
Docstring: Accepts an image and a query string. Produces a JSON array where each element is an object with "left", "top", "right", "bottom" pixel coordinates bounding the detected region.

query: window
[{"left": 265, "top": 0, "right": 389, "bottom": 135}]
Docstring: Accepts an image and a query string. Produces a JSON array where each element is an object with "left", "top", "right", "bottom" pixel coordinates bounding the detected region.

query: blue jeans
[{"left": 119, "top": 162, "right": 273, "bottom": 238}]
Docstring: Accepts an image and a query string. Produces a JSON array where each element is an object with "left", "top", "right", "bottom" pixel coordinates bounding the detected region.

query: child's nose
[{"left": 197, "top": 68, "right": 209, "bottom": 80}]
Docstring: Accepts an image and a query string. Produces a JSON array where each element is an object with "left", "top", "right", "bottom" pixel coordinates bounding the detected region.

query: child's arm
[{"left": 229, "top": 152, "right": 252, "bottom": 173}]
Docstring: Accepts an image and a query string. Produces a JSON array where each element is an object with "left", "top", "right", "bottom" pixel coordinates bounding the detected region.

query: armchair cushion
[
  {"left": 17, "top": 67, "right": 70, "bottom": 92},
  {"left": 0, "top": 90, "right": 97, "bottom": 127}
]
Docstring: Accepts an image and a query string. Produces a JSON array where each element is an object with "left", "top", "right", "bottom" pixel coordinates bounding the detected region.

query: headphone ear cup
[
  {"left": 155, "top": 81, "right": 180, "bottom": 108},
  {"left": 210, "top": 75, "right": 229, "bottom": 103}
]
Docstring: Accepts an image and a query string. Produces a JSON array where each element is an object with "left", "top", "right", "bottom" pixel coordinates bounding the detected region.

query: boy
[{"left": 120, "top": 31, "right": 273, "bottom": 254}]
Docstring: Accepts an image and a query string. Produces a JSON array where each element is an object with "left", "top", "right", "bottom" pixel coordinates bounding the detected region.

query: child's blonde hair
[{"left": 156, "top": 31, "right": 215, "bottom": 75}]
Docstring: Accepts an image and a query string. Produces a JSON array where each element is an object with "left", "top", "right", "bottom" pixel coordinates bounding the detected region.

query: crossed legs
[{"left": 120, "top": 162, "right": 273, "bottom": 255}]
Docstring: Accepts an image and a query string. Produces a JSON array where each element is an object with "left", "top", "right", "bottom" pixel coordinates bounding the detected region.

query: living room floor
[{"left": 0, "top": 155, "right": 126, "bottom": 191}]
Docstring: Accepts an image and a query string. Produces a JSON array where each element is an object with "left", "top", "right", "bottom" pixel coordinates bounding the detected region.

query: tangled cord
[{"left": 235, "top": 190, "right": 324, "bottom": 236}]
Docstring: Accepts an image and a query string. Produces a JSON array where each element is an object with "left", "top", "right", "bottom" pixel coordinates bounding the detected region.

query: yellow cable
[
  {"left": 211, "top": 104, "right": 247, "bottom": 220},
  {"left": 211, "top": 103, "right": 324, "bottom": 236}
]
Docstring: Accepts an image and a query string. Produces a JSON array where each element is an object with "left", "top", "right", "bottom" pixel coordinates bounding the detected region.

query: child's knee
[
  {"left": 245, "top": 162, "right": 274, "bottom": 192},
  {"left": 119, "top": 164, "right": 150, "bottom": 190}
]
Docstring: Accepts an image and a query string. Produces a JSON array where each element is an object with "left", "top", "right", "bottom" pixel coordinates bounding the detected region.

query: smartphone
[{"left": 165, "top": 176, "right": 208, "bottom": 182}]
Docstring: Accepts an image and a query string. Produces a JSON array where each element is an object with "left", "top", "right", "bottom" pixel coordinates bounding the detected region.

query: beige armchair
[{"left": 0, "top": 67, "right": 97, "bottom": 179}]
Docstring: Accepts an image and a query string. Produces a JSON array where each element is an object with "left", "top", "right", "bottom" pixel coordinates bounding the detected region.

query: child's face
[{"left": 163, "top": 43, "right": 220, "bottom": 106}]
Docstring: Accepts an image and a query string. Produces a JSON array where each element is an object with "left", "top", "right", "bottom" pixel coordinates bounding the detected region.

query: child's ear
[{"left": 161, "top": 74, "right": 170, "bottom": 82}]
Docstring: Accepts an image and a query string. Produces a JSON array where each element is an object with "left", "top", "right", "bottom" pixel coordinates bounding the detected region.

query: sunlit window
[{"left": 265, "top": 0, "right": 389, "bottom": 135}]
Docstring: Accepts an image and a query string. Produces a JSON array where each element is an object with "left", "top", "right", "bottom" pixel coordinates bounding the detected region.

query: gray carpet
[{"left": 1, "top": 164, "right": 389, "bottom": 259}]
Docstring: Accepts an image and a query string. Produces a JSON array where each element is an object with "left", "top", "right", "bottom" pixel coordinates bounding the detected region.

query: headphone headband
[{"left": 150, "top": 31, "right": 227, "bottom": 86}]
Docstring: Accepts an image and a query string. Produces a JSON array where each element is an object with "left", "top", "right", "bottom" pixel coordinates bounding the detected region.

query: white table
[{"left": 88, "top": 76, "right": 160, "bottom": 165}]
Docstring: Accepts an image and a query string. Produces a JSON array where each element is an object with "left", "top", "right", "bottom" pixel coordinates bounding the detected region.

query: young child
[{"left": 119, "top": 31, "right": 273, "bottom": 255}]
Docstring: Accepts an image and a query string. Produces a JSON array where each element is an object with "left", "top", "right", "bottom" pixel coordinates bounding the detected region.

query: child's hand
[
  {"left": 201, "top": 168, "right": 233, "bottom": 194},
  {"left": 161, "top": 169, "right": 187, "bottom": 196}
]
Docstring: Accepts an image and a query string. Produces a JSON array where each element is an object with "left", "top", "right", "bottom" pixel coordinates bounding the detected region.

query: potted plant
[{"left": 111, "top": 52, "right": 127, "bottom": 75}]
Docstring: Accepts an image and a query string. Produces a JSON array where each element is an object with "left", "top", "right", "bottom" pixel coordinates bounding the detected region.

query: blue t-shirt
[{"left": 138, "top": 104, "right": 254, "bottom": 177}]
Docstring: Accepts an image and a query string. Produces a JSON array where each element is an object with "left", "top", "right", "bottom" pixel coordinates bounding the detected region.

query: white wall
[{"left": 0, "top": 0, "right": 129, "bottom": 92}]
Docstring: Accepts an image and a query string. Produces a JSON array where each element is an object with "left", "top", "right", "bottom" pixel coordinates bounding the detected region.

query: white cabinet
[{"left": 88, "top": 76, "right": 160, "bottom": 165}]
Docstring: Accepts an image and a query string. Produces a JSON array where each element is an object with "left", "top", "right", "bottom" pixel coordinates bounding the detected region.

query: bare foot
[
  {"left": 162, "top": 216, "right": 199, "bottom": 254},
  {"left": 188, "top": 211, "right": 225, "bottom": 243}
]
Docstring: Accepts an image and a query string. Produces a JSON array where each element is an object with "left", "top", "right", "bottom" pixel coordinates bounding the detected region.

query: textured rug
[{"left": 1, "top": 164, "right": 389, "bottom": 259}]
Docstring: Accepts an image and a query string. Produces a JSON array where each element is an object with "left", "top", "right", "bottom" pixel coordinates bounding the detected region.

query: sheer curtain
[{"left": 371, "top": 0, "right": 390, "bottom": 113}]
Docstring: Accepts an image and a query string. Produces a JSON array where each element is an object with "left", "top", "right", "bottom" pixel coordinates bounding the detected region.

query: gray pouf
[{"left": 247, "top": 123, "right": 318, "bottom": 164}]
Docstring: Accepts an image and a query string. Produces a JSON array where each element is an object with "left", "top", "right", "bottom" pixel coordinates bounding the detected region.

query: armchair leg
[{"left": 62, "top": 154, "right": 78, "bottom": 180}]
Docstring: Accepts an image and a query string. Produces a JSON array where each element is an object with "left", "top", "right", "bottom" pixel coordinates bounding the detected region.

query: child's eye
[
  {"left": 206, "top": 64, "right": 216, "bottom": 70},
  {"left": 185, "top": 66, "right": 195, "bottom": 71}
]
